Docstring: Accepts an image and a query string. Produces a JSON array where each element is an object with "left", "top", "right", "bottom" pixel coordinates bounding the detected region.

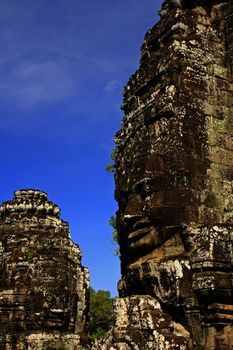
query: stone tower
[
  {"left": 92, "top": 1, "right": 233, "bottom": 349},
  {"left": 0, "top": 189, "right": 89, "bottom": 349}
]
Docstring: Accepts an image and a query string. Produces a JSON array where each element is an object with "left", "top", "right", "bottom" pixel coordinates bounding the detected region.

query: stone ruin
[
  {"left": 93, "top": 0, "right": 233, "bottom": 349},
  {"left": 0, "top": 189, "right": 89, "bottom": 349},
  {"left": 0, "top": 0, "right": 233, "bottom": 349}
]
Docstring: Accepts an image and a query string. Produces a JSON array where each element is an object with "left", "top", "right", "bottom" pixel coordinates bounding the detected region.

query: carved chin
[{"left": 127, "top": 226, "right": 159, "bottom": 251}]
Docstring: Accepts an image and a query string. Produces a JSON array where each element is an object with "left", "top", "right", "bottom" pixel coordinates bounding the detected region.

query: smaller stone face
[{"left": 0, "top": 189, "right": 89, "bottom": 349}]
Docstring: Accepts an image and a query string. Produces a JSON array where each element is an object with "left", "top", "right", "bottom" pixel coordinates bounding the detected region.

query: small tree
[
  {"left": 109, "top": 215, "right": 120, "bottom": 256},
  {"left": 105, "top": 150, "right": 115, "bottom": 173},
  {"left": 89, "top": 287, "right": 114, "bottom": 341}
]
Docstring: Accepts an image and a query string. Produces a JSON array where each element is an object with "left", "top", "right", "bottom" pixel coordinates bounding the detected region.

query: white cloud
[
  {"left": 0, "top": 58, "right": 76, "bottom": 109},
  {"left": 104, "top": 79, "right": 122, "bottom": 93}
]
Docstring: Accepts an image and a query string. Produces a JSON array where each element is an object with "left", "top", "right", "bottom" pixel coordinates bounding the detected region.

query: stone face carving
[
  {"left": 0, "top": 189, "right": 89, "bottom": 349},
  {"left": 93, "top": 1, "right": 233, "bottom": 349}
]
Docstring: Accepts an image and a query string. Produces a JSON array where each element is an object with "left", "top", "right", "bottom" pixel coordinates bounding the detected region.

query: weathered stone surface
[
  {"left": 93, "top": 1, "right": 233, "bottom": 349},
  {"left": 0, "top": 189, "right": 89, "bottom": 349},
  {"left": 92, "top": 296, "right": 191, "bottom": 350}
]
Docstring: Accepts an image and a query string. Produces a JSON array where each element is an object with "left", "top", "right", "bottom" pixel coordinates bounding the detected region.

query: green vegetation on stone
[
  {"left": 105, "top": 150, "right": 115, "bottom": 173},
  {"left": 109, "top": 215, "right": 120, "bottom": 256}
]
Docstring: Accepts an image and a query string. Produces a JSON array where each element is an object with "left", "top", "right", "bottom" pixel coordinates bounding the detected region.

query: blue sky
[{"left": 0, "top": 0, "right": 162, "bottom": 296}]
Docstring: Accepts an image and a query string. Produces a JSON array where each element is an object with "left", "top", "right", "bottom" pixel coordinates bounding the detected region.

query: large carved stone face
[{"left": 116, "top": 115, "right": 203, "bottom": 269}]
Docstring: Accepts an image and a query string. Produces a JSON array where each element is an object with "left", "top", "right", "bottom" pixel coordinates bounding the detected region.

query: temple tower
[
  {"left": 93, "top": 1, "right": 233, "bottom": 349},
  {"left": 0, "top": 189, "right": 89, "bottom": 349}
]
